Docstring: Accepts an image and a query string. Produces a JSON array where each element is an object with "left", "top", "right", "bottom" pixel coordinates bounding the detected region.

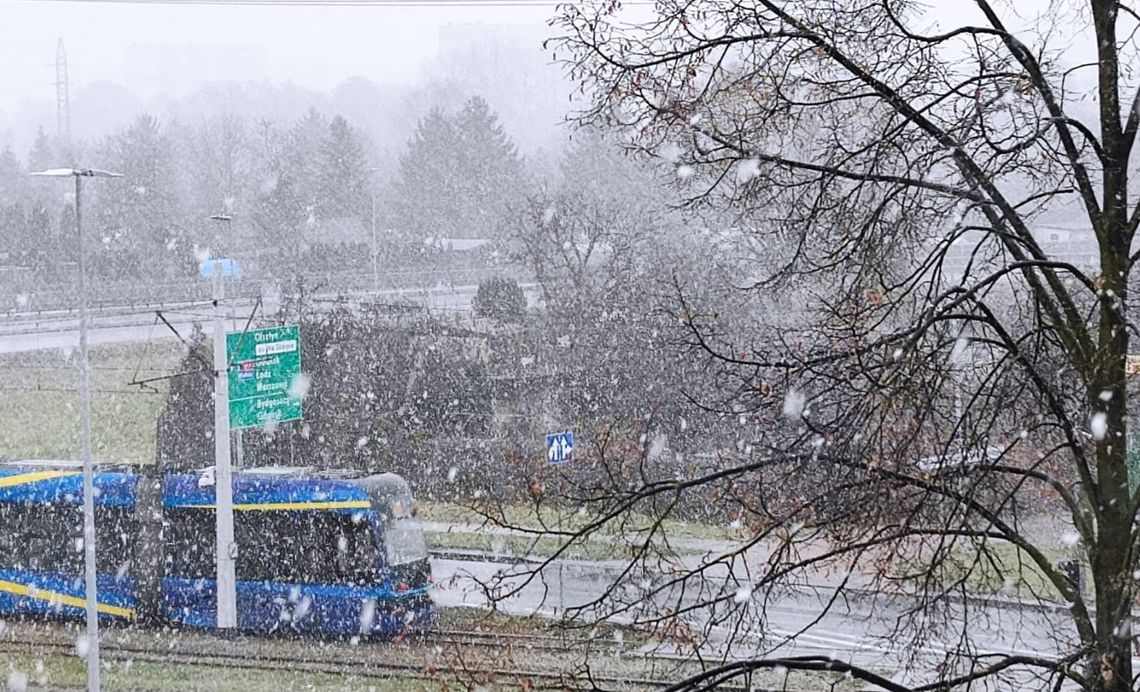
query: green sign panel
[
  {"left": 1129, "top": 449, "right": 1140, "bottom": 495},
  {"left": 227, "top": 324, "right": 303, "bottom": 430}
]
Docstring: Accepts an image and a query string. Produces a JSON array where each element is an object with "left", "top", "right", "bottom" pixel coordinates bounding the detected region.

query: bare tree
[{"left": 463, "top": 2, "right": 1140, "bottom": 691}]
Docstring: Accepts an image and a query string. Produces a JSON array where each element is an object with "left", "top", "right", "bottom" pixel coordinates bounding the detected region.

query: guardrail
[{"left": 0, "top": 266, "right": 531, "bottom": 319}]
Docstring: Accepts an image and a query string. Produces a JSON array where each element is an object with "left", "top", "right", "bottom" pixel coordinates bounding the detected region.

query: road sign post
[
  {"left": 227, "top": 324, "right": 303, "bottom": 429},
  {"left": 544, "top": 430, "right": 574, "bottom": 600},
  {"left": 546, "top": 431, "right": 574, "bottom": 465},
  {"left": 1127, "top": 355, "right": 1140, "bottom": 493},
  {"left": 209, "top": 264, "right": 236, "bottom": 630},
  {"left": 200, "top": 257, "right": 245, "bottom": 631}
]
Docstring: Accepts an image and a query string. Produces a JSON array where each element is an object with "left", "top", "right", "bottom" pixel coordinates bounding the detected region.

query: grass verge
[
  {"left": 425, "top": 528, "right": 704, "bottom": 561},
  {"left": 1, "top": 653, "right": 444, "bottom": 692},
  {"left": 898, "top": 540, "right": 1072, "bottom": 601},
  {"left": 420, "top": 500, "right": 738, "bottom": 544},
  {"left": 0, "top": 341, "right": 183, "bottom": 464}
]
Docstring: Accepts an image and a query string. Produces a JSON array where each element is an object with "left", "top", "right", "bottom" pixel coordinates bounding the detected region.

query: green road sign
[
  {"left": 227, "top": 324, "right": 303, "bottom": 430},
  {"left": 1129, "top": 447, "right": 1140, "bottom": 495}
]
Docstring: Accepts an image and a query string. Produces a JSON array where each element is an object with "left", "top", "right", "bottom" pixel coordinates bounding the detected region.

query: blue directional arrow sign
[{"left": 546, "top": 431, "right": 574, "bottom": 465}]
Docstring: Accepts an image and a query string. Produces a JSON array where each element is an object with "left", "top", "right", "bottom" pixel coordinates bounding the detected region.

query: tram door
[{"left": 162, "top": 507, "right": 218, "bottom": 627}]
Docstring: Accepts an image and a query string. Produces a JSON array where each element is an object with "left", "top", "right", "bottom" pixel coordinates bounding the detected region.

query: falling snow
[
  {"left": 1091, "top": 412, "right": 1108, "bottom": 440},
  {"left": 0, "top": 3, "right": 1129, "bottom": 687},
  {"left": 783, "top": 389, "right": 806, "bottom": 421}
]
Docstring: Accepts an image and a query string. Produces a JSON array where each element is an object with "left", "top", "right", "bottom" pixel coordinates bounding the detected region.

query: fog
[
  {"left": 0, "top": 0, "right": 567, "bottom": 155},
  {"left": 0, "top": 1, "right": 1133, "bottom": 690}
]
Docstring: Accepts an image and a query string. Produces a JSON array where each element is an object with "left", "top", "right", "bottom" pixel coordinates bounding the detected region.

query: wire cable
[{"left": 14, "top": 0, "right": 600, "bottom": 6}]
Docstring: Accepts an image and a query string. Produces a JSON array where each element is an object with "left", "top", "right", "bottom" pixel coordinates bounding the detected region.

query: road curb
[
  {"left": 429, "top": 548, "right": 545, "bottom": 565},
  {"left": 431, "top": 545, "right": 1082, "bottom": 618}
]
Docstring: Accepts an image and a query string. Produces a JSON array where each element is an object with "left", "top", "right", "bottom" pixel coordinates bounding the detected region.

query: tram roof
[{"left": 0, "top": 461, "right": 411, "bottom": 511}]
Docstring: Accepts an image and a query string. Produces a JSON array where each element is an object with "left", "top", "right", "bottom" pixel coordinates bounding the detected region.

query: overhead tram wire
[{"left": 13, "top": 0, "right": 634, "bottom": 6}]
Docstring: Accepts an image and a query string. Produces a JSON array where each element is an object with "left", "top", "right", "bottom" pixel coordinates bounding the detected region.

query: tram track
[
  {"left": 432, "top": 627, "right": 607, "bottom": 654},
  {"left": 0, "top": 623, "right": 802, "bottom": 691},
  {"left": 0, "top": 634, "right": 681, "bottom": 691}
]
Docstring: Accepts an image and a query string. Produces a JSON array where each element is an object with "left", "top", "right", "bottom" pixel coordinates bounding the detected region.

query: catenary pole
[
  {"left": 212, "top": 263, "right": 237, "bottom": 629},
  {"left": 31, "top": 167, "right": 122, "bottom": 692}
]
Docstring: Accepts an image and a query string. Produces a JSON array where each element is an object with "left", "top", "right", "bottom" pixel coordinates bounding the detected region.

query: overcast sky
[{"left": 0, "top": 0, "right": 554, "bottom": 111}]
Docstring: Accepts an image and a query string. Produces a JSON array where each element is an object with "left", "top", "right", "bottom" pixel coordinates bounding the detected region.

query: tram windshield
[
  {"left": 384, "top": 516, "right": 428, "bottom": 566},
  {"left": 364, "top": 473, "right": 429, "bottom": 566}
]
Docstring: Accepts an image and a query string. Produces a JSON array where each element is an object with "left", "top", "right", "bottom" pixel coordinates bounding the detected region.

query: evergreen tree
[
  {"left": 284, "top": 108, "right": 328, "bottom": 219},
  {"left": 393, "top": 107, "right": 464, "bottom": 243},
  {"left": 473, "top": 276, "right": 526, "bottom": 322},
  {"left": 0, "top": 147, "right": 26, "bottom": 207},
  {"left": 155, "top": 327, "right": 213, "bottom": 472},
  {"left": 455, "top": 95, "right": 523, "bottom": 238},
  {"left": 25, "top": 202, "right": 54, "bottom": 275},
  {"left": 0, "top": 203, "right": 27, "bottom": 263},
  {"left": 316, "top": 115, "right": 369, "bottom": 222},
  {"left": 95, "top": 114, "right": 182, "bottom": 279},
  {"left": 252, "top": 170, "right": 308, "bottom": 275},
  {"left": 27, "top": 127, "right": 55, "bottom": 172},
  {"left": 391, "top": 98, "right": 524, "bottom": 247}
]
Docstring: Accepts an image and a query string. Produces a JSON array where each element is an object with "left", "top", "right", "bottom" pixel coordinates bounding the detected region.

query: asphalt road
[
  {"left": 429, "top": 555, "right": 1092, "bottom": 691},
  {"left": 0, "top": 282, "right": 542, "bottom": 354}
]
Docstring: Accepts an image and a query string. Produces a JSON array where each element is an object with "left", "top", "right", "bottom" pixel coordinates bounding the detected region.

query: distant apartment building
[{"left": 124, "top": 44, "right": 267, "bottom": 96}]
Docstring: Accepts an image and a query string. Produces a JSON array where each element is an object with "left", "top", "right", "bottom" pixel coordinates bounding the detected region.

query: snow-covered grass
[
  {"left": 0, "top": 608, "right": 860, "bottom": 691},
  {"left": 420, "top": 501, "right": 742, "bottom": 561},
  {"left": 0, "top": 342, "right": 183, "bottom": 464},
  {"left": 426, "top": 528, "right": 687, "bottom": 561},
  {"left": 900, "top": 541, "right": 1072, "bottom": 601},
  {"left": 0, "top": 653, "right": 438, "bottom": 691},
  {"left": 421, "top": 500, "right": 736, "bottom": 543}
]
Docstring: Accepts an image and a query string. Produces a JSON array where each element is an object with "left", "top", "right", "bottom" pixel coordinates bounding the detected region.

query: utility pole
[
  {"left": 210, "top": 260, "right": 237, "bottom": 630},
  {"left": 31, "top": 167, "right": 123, "bottom": 692},
  {"left": 371, "top": 183, "right": 378, "bottom": 293},
  {"left": 75, "top": 173, "right": 97, "bottom": 690},
  {"left": 55, "top": 39, "right": 71, "bottom": 143},
  {"left": 210, "top": 213, "right": 243, "bottom": 471},
  {"left": 367, "top": 167, "right": 381, "bottom": 294}
]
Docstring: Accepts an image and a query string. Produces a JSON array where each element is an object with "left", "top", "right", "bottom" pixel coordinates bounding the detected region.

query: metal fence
[{"left": 0, "top": 266, "right": 531, "bottom": 319}]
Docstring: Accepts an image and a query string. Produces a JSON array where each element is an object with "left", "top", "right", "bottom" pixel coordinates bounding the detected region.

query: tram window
[
  {"left": 95, "top": 507, "right": 137, "bottom": 575},
  {"left": 235, "top": 511, "right": 376, "bottom": 585},
  {"left": 0, "top": 504, "right": 20, "bottom": 569},
  {"left": 164, "top": 508, "right": 215, "bottom": 579},
  {"left": 335, "top": 515, "right": 378, "bottom": 585},
  {"left": 0, "top": 503, "right": 82, "bottom": 574}
]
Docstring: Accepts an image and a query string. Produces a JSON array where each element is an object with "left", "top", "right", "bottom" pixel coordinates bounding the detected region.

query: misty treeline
[
  {"left": 122, "top": 99, "right": 744, "bottom": 516},
  {"left": 0, "top": 97, "right": 522, "bottom": 287}
]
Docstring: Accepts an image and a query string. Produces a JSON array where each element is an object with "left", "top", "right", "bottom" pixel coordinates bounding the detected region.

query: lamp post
[
  {"left": 210, "top": 213, "right": 244, "bottom": 471},
  {"left": 367, "top": 167, "right": 382, "bottom": 294},
  {"left": 30, "top": 167, "right": 122, "bottom": 692}
]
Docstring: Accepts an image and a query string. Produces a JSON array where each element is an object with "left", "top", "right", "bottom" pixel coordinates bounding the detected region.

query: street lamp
[
  {"left": 367, "top": 167, "right": 382, "bottom": 294},
  {"left": 210, "top": 212, "right": 245, "bottom": 471},
  {"left": 30, "top": 167, "right": 122, "bottom": 692}
]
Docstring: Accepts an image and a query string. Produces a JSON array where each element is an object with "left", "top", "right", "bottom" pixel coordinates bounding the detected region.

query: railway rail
[
  {"left": 0, "top": 620, "right": 785, "bottom": 691},
  {"left": 0, "top": 630, "right": 674, "bottom": 690}
]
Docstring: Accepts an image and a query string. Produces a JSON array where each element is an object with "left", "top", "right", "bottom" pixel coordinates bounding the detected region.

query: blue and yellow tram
[{"left": 0, "top": 461, "right": 433, "bottom": 636}]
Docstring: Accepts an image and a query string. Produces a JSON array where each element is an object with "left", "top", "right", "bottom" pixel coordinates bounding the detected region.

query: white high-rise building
[{"left": 124, "top": 44, "right": 267, "bottom": 98}]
